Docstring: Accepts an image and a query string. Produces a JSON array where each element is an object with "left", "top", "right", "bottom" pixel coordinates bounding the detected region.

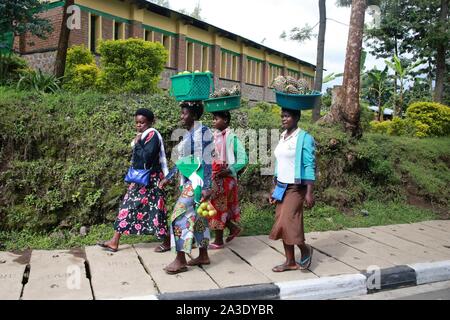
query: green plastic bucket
[
  {"left": 204, "top": 95, "right": 241, "bottom": 112},
  {"left": 170, "top": 72, "right": 214, "bottom": 101},
  {"left": 275, "top": 90, "right": 322, "bottom": 110}
]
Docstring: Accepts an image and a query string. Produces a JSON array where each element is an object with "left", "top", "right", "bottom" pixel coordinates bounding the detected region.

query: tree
[
  {"left": 54, "top": 0, "right": 74, "bottom": 78},
  {"left": 0, "top": 0, "right": 53, "bottom": 39},
  {"left": 151, "top": 0, "right": 170, "bottom": 8},
  {"left": 385, "top": 55, "right": 422, "bottom": 117},
  {"left": 364, "top": 66, "right": 390, "bottom": 120},
  {"left": 365, "top": 0, "right": 449, "bottom": 104},
  {"left": 281, "top": 0, "right": 327, "bottom": 123},
  {"left": 434, "top": 0, "right": 448, "bottom": 102},
  {"left": 320, "top": 0, "right": 367, "bottom": 137},
  {"left": 179, "top": 2, "right": 203, "bottom": 20}
]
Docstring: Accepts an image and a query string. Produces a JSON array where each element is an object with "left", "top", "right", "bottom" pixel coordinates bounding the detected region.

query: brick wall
[
  {"left": 102, "top": 17, "right": 113, "bottom": 40},
  {"left": 176, "top": 35, "right": 186, "bottom": 72},
  {"left": 20, "top": 7, "right": 63, "bottom": 53},
  {"left": 69, "top": 10, "right": 89, "bottom": 47}
]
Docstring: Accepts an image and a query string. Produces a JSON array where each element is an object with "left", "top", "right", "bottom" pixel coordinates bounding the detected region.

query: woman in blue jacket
[{"left": 269, "top": 108, "right": 316, "bottom": 272}]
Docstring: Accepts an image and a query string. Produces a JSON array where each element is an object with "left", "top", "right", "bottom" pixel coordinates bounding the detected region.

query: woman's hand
[
  {"left": 268, "top": 189, "right": 277, "bottom": 205},
  {"left": 158, "top": 178, "right": 169, "bottom": 189},
  {"left": 305, "top": 190, "right": 315, "bottom": 209},
  {"left": 134, "top": 133, "right": 143, "bottom": 144},
  {"left": 201, "top": 189, "right": 213, "bottom": 203}
]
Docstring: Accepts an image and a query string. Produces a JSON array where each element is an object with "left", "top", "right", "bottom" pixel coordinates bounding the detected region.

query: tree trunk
[
  {"left": 320, "top": 0, "right": 366, "bottom": 138},
  {"left": 54, "top": 0, "right": 74, "bottom": 78},
  {"left": 312, "top": 0, "right": 327, "bottom": 122},
  {"left": 434, "top": 0, "right": 448, "bottom": 103}
]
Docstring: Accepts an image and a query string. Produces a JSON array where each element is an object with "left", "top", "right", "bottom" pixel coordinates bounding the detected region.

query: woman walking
[
  {"left": 269, "top": 108, "right": 316, "bottom": 272},
  {"left": 159, "top": 101, "right": 213, "bottom": 274},
  {"left": 208, "top": 111, "right": 248, "bottom": 249},
  {"left": 98, "top": 108, "right": 170, "bottom": 252}
]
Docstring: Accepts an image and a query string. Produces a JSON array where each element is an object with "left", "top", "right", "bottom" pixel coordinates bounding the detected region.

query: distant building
[{"left": 14, "top": 0, "right": 316, "bottom": 103}]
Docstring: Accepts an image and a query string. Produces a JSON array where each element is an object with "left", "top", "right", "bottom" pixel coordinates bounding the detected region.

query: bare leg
[
  {"left": 101, "top": 232, "right": 121, "bottom": 250},
  {"left": 272, "top": 242, "right": 299, "bottom": 272},
  {"left": 154, "top": 236, "right": 171, "bottom": 252},
  {"left": 211, "top": 230, "right": 224, "bottom": 246},
  {"left": 297, "top": 243, "right": 311, "bottom": 261},
  {"left": 165, "top": 251, "right": 188, "bottom": 273},
  {"left": 187, "top": 247, "right": 210, "bottom": 266}
]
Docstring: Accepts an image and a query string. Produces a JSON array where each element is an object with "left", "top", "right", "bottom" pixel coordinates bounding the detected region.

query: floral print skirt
[
  {"left": 114, "top": 171, "right": 168, "bottom": 239},
  {"left": 170, "top": 182, "right": 210, "bottom": 253},
  {"left": 209, "top": 175, "right": 241, "bottom": 231}
]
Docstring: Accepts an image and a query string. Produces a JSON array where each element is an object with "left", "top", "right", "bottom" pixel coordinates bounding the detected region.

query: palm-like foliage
[
  {"left": 17, "top": 69, "right": 61, "bottom": 94},
  {"left": 385, "top": 54, "right": 423, "bottom": 116}
]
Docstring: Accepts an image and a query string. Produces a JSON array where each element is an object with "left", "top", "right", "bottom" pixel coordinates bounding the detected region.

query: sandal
[
  {"left": 154, "top": 244, "right": 171, "bottom": 253},
  {"left": 165, "top": 266, "right": 188, "bottom": 275},
  {"left": 208, "top": 243, "right": 224, "bottom": 250},
  {"left": 272, "top": 264, "right": 300, "bottom": 273},
  {"left": 298, "top": 245, "right": 313, "bottom": 270},
  {"left": 225, "top": 228, "right": 242, "bottom": 243},
  {"left": 97, "top": 241, "right": 118, "bottom": 253}
]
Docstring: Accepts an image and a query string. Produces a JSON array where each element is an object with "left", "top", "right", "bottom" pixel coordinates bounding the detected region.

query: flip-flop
[
  {"left": 97, "top": 241, "right": 118, "bottom": 253},
  {"left": 272, "top": 264, "right": 300, "bottom": 273},
  {"left": 225, "top": 228, "right": 242, "bottom": 243},
  {"left": 298, "top": 245, "right": 313, "bottom": 270},
  {"left": 154, "top": 244, "right": 171, "bottom": 253},
  {"left": 208, "top": 243, "right": 224, "bottom": 250},
  {"left": 165, "top": 266, "right": 188, "bottom": 275}
]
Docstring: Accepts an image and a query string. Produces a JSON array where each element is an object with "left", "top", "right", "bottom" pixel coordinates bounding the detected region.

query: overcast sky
[{"left": 160, "top": 0, "right": 385, "bottom": 91}]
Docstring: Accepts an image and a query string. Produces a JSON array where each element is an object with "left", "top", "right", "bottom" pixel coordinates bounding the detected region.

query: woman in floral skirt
[{"left": 98, "top": 108, "right": 170, "bottom": 252}]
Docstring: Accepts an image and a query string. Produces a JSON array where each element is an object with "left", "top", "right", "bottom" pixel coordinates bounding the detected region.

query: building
[{"left": 14, "top": 0, "right": 316, "bottom": 103}]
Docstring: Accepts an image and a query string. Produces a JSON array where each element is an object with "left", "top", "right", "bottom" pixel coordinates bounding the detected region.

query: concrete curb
[
  {"left": 409, "top": 260, "right": 450, "bottom": 285},
  {"left": 141, "top": 260, "right": 450, "bottom": 300},
  {"left": 276, "top": 274, "right": 367, "bottom": 300}
]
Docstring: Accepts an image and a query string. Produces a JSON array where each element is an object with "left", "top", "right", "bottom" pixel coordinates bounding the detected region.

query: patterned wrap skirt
[
  {"left": 209, "top": 167, "right": 241, "bottom": 231},
  {"left": 114, "top": 171, "right": 168, "bottom": 238},
  {"left": 170, "top": 182, "right": 210, "bottom": 253}
]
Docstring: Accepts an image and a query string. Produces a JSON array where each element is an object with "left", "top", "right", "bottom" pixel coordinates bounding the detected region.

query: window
[
  {"left": 114, "top": 21, "right": 125, "bottom": 40},
  {"left": 246, "top": 58, "right": 262, "bottom": 86},
  {"left": 144, "top": 30, "right": 153, "bottom": 42},
  {"left": 202, "top": 46, "right": 209, "bottom": 72},
  {"left": 162, "top": 35, "right": 171, "bottom": 67},
  {"left": 269, "top": 65, "right": 283, "bottom": 86},
  {"left": 186, "top": 42, "right": 194, "bottom": 71},
  {"left": 287, "top": 69, "right": 300, "bottom": 79},
  {"left": 220, "top": 51, "right": 227, "bottom": 78},
  {"left": 231, "top": 55, "right": 238, "bottom": 81},
  {"left": 90, "top": 14, "right": 101, "bottom": 52}
]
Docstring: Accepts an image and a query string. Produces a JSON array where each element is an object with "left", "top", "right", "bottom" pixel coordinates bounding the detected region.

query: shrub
[
  {"left": 0, "top": 53, "right": 28, "bottom": 85},
  {"left": 386, "top": 117, "right": 416, "bottom": 136},
  {"left": 96, "top": 38, "right": 168, "bottom": 94},
  {"left": 370, "top": 120, "right": 390, "bottom": 134},
  {"left": 65, "top": 45, "right": 95, "bottom": 70},
  {"left": 63, "top": 63, "right": 99, "bottom": 92},
  {"left": 406, "top": 101, "right": 450, "bottom": 137},
  {"left": 64, "top": 46, "right": 98, "bottom": 91}
]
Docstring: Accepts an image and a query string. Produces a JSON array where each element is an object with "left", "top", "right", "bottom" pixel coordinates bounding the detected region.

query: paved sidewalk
[{"left": 1, "top": 220, "right": 450, "bottom": 300}]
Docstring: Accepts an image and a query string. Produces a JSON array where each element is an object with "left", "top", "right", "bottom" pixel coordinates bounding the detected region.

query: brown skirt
[{"left": 269, "top": 184, "right": 307, "bottom": 245}]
